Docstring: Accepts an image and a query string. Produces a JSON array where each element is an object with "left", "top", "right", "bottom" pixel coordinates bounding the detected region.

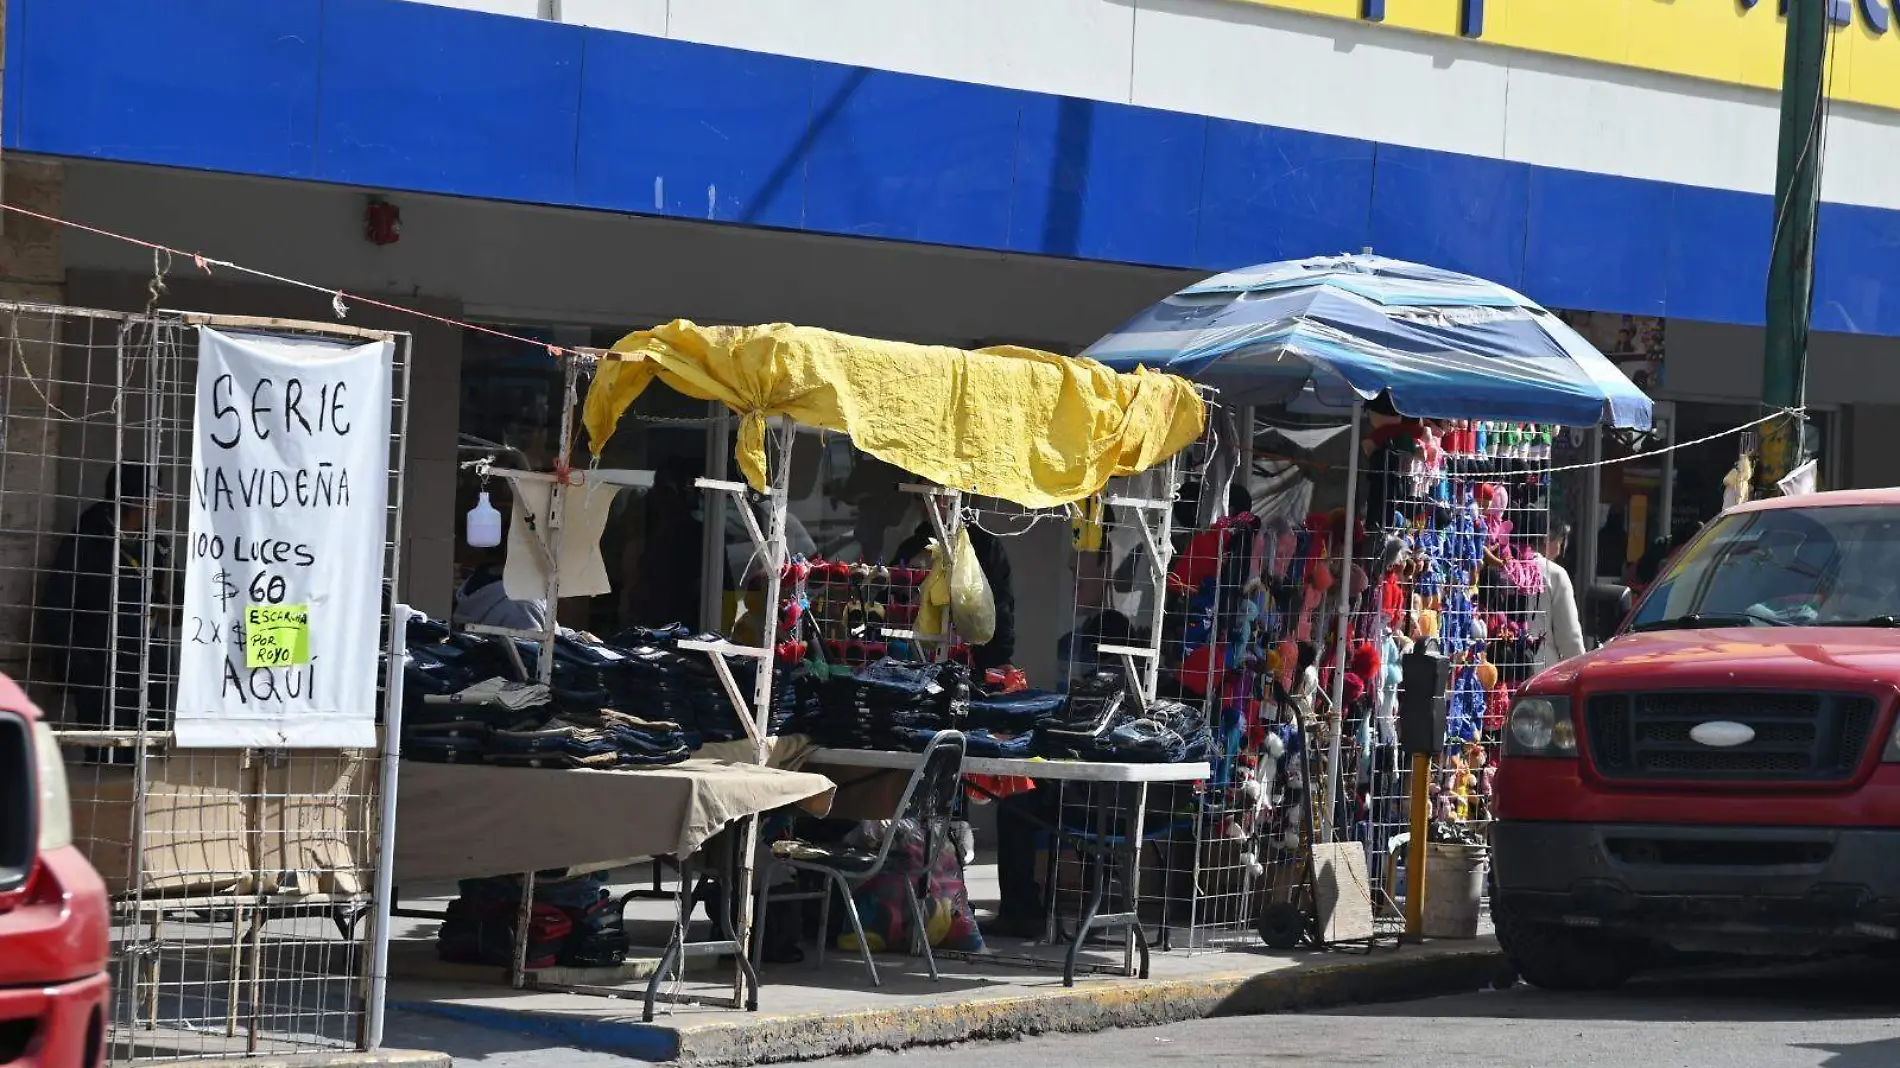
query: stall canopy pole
[
  {"left": 1320, "top": 401, "right": 1362, "bottom": 845},
  {"left": 364, "top": 601, "right": 412, "bottom": 1050},
  {"left": 1581, "top": 427, "right": 1603, "bottom": 636},
  {"left": 509, "top": 355, "right": 583, "bottom": 989},
  {"left": 700, "top": 404, "right": 733, "bottom": 633},
  {"left": 727, "top": 417, "right": 793, "bottom": 1008}
]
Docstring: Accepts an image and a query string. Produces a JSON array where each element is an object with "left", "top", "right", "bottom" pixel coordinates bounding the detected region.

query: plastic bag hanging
[
  {"left": 916, "top": 528, "right": 997, "bottom": 646},
  {"left": 948, "top": 528, "right": 997, "bottom": 644}
]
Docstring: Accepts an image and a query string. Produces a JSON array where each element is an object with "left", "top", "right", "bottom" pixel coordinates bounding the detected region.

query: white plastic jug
[{"left": 466, "top": 491, "right": 503, "bottom": 548}]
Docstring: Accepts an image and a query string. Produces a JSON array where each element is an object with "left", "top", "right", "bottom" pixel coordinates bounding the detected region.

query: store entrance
[{"left": 1590, "top": 401, "right": 1833, "bottom": 590}]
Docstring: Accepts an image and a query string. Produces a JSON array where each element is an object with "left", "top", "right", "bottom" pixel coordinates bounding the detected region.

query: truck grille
[
  {"left": 1585, "top": 692, "right": 1879, "bottom": 783},
  {"left": 0, "top": 713, "right": 30, "bottom": 894}
]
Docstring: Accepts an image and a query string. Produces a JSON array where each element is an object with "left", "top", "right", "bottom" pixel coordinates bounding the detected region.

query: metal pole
[
  {"left": 701, "top": 403, "right": 732, "bottom": 633},
  {"left": 729, "top": 418, "right": 793, "bottom": 1009},
  {"left": 1580, "top": 427, "right": 1604, "bottom": 643},
  {"left": 1758, "top": 0, "right": 1828, "bottom": 490},
  {"left": 1320, "top": 402, "right": 1361, "bottom": 845},
  {"left": 1658, "top": 407, "right": 1676, "bottom": 551},
  {"left": 365, "top": 602, "right": 411, "bottom": 1049},
  {"left": 1403, "top": 751, "right": 1431, "bottom": 939},
  {"left": 513, "top": 356, "right": 579, "bottom": 990}
]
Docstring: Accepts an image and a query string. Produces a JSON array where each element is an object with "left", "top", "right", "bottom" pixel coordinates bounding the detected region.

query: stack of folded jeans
[
  {"left": 968, "top": 688, "right": 1065, "bottom": 732},
  {"left": 610, "top": 630, "right": 804, "bottom": 747},
  {"left": 1093, "top": 700, "right": 1214, "bottom": 763},
  {"left": 800, "top": 657, "right": 969, "bottom": 749},
  {"left": 1033, "top": 672, "right": 1129, "bottom": 758},
  {"left": 486, "top": 713, "right": 690, "bottom": 769},
  {"left": 396, "top": 616, "right": 759, "bottom": 765},
  {"left": 1033, "top": 673, "right": 1213, "bottom": 764},
  {"left": 404, "top": 679, "right": 554, "bottom": 765},
  {"left": 885, "top": 686, "right": 1067, "bottom": 757},
  {"left": 401, "top": 621, "right": 559, "bottom": 763}
]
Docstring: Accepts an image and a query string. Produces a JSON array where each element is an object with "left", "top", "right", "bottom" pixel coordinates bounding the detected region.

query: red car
[
  {"left": 1494, "top": 488, "right": 1900, "bottom": 989},
  {"left": 1, "top": 676, "right": 109, "bottom": 1068}
]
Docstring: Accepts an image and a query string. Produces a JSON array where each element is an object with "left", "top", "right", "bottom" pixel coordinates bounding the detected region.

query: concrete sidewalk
[{"left": 389, "top": 934, "right": 1506, "bottom": 1065}]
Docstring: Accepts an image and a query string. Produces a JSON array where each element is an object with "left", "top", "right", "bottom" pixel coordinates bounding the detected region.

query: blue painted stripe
[
  {"left": 389, "top": 1000, "right": 681, "bottom": 1062},
  {"left": 6, "top": 0, "right": 1893, "bottom": 335}
]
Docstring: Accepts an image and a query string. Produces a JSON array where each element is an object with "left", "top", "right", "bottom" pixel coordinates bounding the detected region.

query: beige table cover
[{"left": 392, "top": 757, "right": 835, "bottom": 882}]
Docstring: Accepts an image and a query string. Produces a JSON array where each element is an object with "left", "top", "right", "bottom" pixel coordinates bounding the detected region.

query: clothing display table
[
  {"left": 810, "top": 748, "right": 1210, "bottom": 984},
  {"left": 393, "top": 757, "right": 836, "bottom": 883}
]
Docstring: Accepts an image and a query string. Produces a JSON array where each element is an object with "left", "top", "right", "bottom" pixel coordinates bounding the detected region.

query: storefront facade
[{"left": 9, "top": 0, "right": 1900, "bottom": 630}]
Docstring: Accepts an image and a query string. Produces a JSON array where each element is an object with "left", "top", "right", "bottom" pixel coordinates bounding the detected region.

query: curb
[
  {"left": 150, "top": 1050, "right": 452, "bottom": 1068},
  {"left": 395, "top": 941, "right": 1506, "bottom": 1065}
]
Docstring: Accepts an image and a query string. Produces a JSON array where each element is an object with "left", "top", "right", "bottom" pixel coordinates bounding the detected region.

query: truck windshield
[{"left": 1626, "top": 504, "right": 1900, "bottom": 632}]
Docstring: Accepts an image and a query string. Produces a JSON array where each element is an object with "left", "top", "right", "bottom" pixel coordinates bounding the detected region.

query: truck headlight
[{"left": 1507, "top": 697, "right": 1577, "bottom": 757}]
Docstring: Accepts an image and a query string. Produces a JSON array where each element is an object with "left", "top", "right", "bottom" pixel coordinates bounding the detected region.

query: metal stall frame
[
  {"left": 12, "top": 306, "right": 413, "bottom": 1063},
  {"left": 457, "top": 351, "right": 796, "bottom": 1020}
]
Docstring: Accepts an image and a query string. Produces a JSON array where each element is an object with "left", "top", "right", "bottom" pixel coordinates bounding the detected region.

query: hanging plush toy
[
  {"left": 1449, "top": 747, "right": 1476, "bottom": 821},
  {"left": 1297, "top": 545, "right": 1333, "bottom": 643},
  {"left": 1485, "top": 680, "right": 1513, "bottom": 734},
  {"left": 1377, "top": 631, "right": 1407, "bottom": 745},
  {"left": 1289, "top": 641, "right": 1321, "bottom": 725},
  {"left": 1348, "top": 639, "right": 1381, "bottom": 713},
  {"left": 1449, "top": 662, "right": 1485, "bottom": 741},
  {"left": 1235, "top": 733, "right": 1288, "bottom": 879},
  {"left": 1273, "top": 639, "right": 1298, "bottom": 697}
]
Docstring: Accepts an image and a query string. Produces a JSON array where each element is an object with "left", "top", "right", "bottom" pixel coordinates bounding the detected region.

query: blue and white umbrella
[{"left": 1084, "top": 254, "right": 1653, "bottom": 430}]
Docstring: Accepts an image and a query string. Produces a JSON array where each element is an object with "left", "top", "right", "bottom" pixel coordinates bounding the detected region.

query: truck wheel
[{"left": 1494, "top": 913, "right": 1638, "bottom": 992}]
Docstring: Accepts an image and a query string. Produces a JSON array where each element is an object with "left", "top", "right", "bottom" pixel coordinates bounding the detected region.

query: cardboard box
[
  {"left": 66, "top": 749, "right": 371, "bottom": 898},
  {"left": 257, "top": 752, "right": 371, "bottom": 895},
  {"left": 69, "top": 757, "right": 251, "bottom": 897}
]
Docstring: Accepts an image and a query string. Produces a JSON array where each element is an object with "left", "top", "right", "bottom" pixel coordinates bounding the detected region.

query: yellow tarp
[{"left": 583, "top": 321, "right": 1206, "bottom": 509}]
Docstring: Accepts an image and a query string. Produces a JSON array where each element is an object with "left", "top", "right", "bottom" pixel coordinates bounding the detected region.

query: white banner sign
[{"left": 174, "top": 328, "right": 393, "bottom": 748}]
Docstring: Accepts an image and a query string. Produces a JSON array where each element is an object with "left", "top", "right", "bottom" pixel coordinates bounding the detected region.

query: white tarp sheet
[{"left": 174, "top": 328, "right": 392, "bottom": 748}]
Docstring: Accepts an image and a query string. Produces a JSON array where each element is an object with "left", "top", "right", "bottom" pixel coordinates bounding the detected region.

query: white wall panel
[
  {"left": 424, "top": 0, "right": 541, "bottom": 18},
  {"left": 397, "top": 0, "right": 1900, "bottom": 211},
  {"left": 1131, "top": 0, "right": 1509, "bottom": 160},
  {"left": 1500, "top": 61, "right": 1779, "bottom": 198},
  {"left": 1816, "top": 106, "right": 1900, "bottom": 209},
  {"left": 665, "top": 0, "right": 1139, "bottom": 104},
  {"left": 556, "top": 0, "right": 668, "bottom": 35}
]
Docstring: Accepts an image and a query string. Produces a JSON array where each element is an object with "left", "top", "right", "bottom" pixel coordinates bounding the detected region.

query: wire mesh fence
[
  {"left": 0, "top": 302, "right": 409, "bottom": 1062},
  {"left": 1358, "top": 424, "right": 1554, "bottom": 929}
]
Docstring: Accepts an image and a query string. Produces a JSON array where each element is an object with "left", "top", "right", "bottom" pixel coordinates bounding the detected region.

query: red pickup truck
[
  {"left": 0, "top": 675, "right": 109, "bottom": 1068},
  {"left": 1493, "top": 488, "right": 1900, "bottom": 990}
]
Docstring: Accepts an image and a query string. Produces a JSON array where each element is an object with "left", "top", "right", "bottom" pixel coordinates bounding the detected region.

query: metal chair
[{"left": 751, "top": 730, "right": 967, "bottom": 986}]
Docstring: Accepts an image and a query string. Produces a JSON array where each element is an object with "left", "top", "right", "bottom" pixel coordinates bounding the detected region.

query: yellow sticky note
[{"left": 245, "top": 604, "right": 310, "bottom": 669}]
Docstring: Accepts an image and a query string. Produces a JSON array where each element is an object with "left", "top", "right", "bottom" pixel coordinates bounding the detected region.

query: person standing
[
  {"left": 38, "top": 464, "right": 172, "bottom": 762},
  {"left": 1532, "top": 521, "right": 1586, "bottom": 670}
]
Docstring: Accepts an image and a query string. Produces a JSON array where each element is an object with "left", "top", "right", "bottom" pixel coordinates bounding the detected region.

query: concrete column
[{"left": 0, "top": 152, "right": 69, "bottom": 678}]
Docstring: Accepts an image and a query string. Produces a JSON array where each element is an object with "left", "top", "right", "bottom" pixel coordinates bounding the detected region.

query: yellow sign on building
[{"left": 1235, "top": 0, "right": 1900, "bottom": 111}]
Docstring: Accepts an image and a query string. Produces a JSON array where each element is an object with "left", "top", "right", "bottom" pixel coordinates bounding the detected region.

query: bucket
[{"left": 1420, "top": 842, "right": 1487, "bottom": 939}]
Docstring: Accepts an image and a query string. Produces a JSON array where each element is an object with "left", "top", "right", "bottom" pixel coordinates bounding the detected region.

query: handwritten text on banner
[{"left": 174, "top": 328, "right": 392, "bottom": 748}]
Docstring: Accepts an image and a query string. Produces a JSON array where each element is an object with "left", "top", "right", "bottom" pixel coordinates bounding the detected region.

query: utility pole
[{"left": 1757, "top": 0, "right": 1829, "bottom": 492}]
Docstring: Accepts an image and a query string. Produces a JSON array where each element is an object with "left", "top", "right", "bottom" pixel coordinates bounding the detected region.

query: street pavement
[
  {"left": 382, "top": 956, "right": 1899, "bottom": 1068},
  {"left": 799, "top": 956, "right": 1900, "bottom": 1068}
]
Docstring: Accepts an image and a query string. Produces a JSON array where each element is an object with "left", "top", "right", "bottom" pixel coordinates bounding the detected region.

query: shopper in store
[
  {"left": 1531, "top": 520, "right": 1587, "bottom": 670},
  {"left": 624, "top": 458, "right": 704, "bottom": 629},
  {"left": 1632, "top": 523, "right": 1698, "bottom": 597},
  {"left": 452, "top": 544, "right": 551, "bottom": 632}
]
